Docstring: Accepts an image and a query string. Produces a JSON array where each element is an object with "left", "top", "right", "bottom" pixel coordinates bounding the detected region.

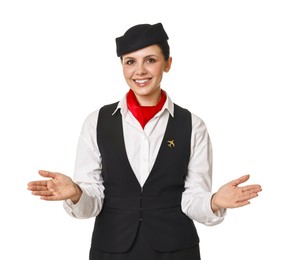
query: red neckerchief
[{"left": 127, "top": 89, "right": 167, "bottom": 129}]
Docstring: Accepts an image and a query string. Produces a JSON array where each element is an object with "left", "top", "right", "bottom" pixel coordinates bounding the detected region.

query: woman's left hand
[{"left": 211, "top": 174, "right": 262, "bottom": 212}]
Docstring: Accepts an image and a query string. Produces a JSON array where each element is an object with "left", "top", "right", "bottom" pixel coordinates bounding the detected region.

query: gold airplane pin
[{"left": 167, "top": 140, "right": 175, "bottom": 148}]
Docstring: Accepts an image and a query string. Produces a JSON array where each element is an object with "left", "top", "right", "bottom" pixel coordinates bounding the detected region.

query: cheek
[
  {"left": 153, "top": 66, "right": 165, "bottom": 79},
  {"left": 149, "top": 63, "right": 161, "bottom": 73},
  {"left": 123, "top": 68, "right": 133, "bottom": 79}
]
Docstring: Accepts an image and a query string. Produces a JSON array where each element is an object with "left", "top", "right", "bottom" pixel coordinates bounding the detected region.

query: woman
[{"left": 28, "top": 23, "right": 262, "bottom": 260}]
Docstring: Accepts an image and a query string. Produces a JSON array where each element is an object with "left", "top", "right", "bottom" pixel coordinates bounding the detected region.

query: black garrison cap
[{"left": 115, "top": 23, "right": 169, "bottom": 57}]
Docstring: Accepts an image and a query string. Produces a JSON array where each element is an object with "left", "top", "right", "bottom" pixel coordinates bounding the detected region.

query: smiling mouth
[
  {"left": 133, "top": 78, "right": 151, "bottom": 87},
  {"left": 134, "top": 79, "right": 150, "bottom": 84}
]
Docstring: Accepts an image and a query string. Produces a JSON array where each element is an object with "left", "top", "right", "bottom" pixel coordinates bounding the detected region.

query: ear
[{"left": 164, "top": 57, "right": 172, "bottom": 72}]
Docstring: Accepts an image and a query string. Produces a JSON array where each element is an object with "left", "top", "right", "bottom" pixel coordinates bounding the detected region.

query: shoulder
[
  {"left": 174, "top": 103, "right": 209, "bottom": 135},
  {"left": 189, "top": 112, "right": 211, "bottom": 142},
  {"left": 173, "top": 103, "right": 206, "bottom": 128},
  {"left": 99, "top": 101, "right": 119, "bottom": 112},
  {"left": 191, "top": 112, "right": 207, "bottom": 131},
  {"left": 83, "top": 101, "right": 120, "bottom": 128},
  {"left": 80, "top": 109, "right": 100, "bottom": 134}
]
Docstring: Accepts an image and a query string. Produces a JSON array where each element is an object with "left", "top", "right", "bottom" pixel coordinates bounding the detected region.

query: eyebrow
[{"left": 123, "top": 54, "right": 159, "bottom": 61}]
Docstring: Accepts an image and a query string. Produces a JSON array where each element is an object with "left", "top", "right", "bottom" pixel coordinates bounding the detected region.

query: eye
[
  {"left": 125, "top": 59, "right": 134, "bottom": 65},
  {"left": 146, "top": 58, "right": 156, "bottom": 63}
]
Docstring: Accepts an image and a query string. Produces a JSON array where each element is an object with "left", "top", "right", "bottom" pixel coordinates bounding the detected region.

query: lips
[
  {"left": 134, "top": 79, "right": 149, "bottom": 84},
  {"left": 133, "top": 78, "right": 151, "bottom": 87}
]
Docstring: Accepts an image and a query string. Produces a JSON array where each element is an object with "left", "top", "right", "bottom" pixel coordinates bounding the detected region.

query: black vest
[{"left": 91, "top": 102, "right": 199, "bottom": 253}]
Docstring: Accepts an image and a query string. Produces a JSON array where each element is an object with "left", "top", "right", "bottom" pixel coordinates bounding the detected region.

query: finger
[
  {"left": 40, "top": 195, "right": 60, "bottom": 201},
  {"left": 38, "top": 170, "right": 57, "bottom": 179},
  {"left": 31, "top": 190, "right": 52, "bottom": 196},
  {"left": 239, "top": 190, "right": 260, "bottom": 203},
  {"left": 234, "top": 200, "right": 251, "bottom": 208},
  {"left": 231, "top": 174, "right": 250, "bottom": 186},
  {"left": 242, "top": 184, "right": 262, "bottom": 193},
  {"left": 27, "top": 180, "right": 48, "bottom": 187},
  {"left": 28, "top": 185, "right": 49, "bottom": 192}
]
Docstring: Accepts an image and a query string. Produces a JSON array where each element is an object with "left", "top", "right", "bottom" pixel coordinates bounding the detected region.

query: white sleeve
[
  {"left": 181, "top": 113, "right": 226, "bottom": 226},
  {"left": 63, "top": 109, "right": 105, "bottom": 219}
]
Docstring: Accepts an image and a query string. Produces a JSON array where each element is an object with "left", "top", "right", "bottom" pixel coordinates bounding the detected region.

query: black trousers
[{"left": 89, "top": 225, "right": 201, "bottom": 260}]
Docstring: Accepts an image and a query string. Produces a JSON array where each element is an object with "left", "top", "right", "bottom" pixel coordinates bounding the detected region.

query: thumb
[
  {"left": 231, "top": 174, "right": 250, "bottom": 186},
  {"left": 38, "top": 170, "right": 57, "bottom": 179}
]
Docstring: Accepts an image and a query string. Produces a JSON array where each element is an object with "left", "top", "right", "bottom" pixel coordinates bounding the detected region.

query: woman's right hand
[{"left": 27, "top": 170, "right": 82, "bottom": 203}]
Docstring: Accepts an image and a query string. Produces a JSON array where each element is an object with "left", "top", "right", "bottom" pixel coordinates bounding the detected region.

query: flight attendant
[{"left": 28, "top": 22, "right": 262, "bottom": 260}]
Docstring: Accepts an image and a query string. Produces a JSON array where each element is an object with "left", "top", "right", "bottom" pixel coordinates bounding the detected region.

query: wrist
[
  {"left": 70, "top": 184, "right": 82, "bottom": 204},
  {"left": 211, "top": 193, "right": 219, "bottom": 213}
]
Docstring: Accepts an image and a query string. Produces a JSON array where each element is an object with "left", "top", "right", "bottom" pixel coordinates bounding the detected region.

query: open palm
[{"left": 28, "top": 170, "right": 78, "bottom": 201}]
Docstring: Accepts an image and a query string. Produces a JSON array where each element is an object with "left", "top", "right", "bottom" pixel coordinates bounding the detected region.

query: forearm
[
  {"left": 63, "top": 183, "right": 104, "bottom": 219},
  {"left": 182, "top": 191, "right": 226, "bottom": 226}
]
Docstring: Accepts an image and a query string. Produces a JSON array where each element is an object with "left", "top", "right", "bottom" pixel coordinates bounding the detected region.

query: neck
[
  {"left": 134, "top": 89, "right": 162, "bottom": 106},
  {"left": 127, "top": 89, "right": 167, "bottom": 128}
]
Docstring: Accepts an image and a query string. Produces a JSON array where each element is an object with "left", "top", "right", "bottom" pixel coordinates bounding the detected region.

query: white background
[{"left": 1, "top": 0, "right": 294, "bottom": 259}]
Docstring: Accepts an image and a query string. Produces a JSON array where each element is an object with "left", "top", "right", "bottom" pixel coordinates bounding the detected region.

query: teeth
[{"left": 135, "top": 79, "right": 148, "bottom": 83}]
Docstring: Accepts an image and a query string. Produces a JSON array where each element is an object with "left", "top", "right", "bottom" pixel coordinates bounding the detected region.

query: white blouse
[{"left": 63, "top": 91, "right": 226, "bottom": 226}]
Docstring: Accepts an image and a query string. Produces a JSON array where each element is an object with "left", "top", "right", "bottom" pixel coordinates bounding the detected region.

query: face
[{"left": 121, "top": 44, "right": 172, "bottom": 106}]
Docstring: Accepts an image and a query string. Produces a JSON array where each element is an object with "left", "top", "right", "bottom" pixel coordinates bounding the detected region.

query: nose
[{"left": 135, "top": 63, "right": 147, "bottom": 76}]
